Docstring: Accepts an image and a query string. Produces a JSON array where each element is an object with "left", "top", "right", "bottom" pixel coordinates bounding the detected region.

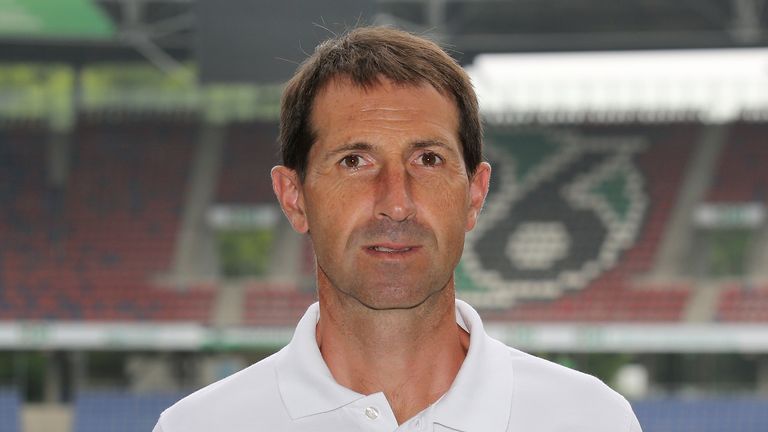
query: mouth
[{"left": 364, "top": 244, "right": 421, "bottom": 257}]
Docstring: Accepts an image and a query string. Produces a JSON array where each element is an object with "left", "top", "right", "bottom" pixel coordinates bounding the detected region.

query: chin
[
  {"left": 350, "top": 281, "right": 446, "bottom": 311},
  {"left": 357, "top": 298, "right": 423, "bottom": 311}
]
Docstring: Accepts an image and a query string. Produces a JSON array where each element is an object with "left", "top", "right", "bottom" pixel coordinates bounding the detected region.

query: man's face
[{"left": 273, "top": 77, "right": 490, "bottom": 310}]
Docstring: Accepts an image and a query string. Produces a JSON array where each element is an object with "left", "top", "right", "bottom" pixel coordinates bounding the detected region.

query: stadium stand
[
  {"left": 72, "top": 390, "right": 186, "bottom": 432},
  {"left": 14, "top": 118, "right": 768, "bottom": 325},
  {"left": 0, "top": 387, "right": 21, "bottom": 432},
  {"left": 217, "top": 120, "right": 317, "bottom": 326},
  {"left": 0, "top": 119, "right": 215, "bottom": 322},
  {"left": 704, "top": 122, "right": 768, "bottom": 322},
  {"left": 633, "top": 397, "right": 768, "bottom": 432},
  {"left": 464, "top": 124, "right": 697, "bottom": 321},
  {"left": 4, "top": 5, "right": 768, "bottom": 432},
  {"left": 215, "top": 121, "right": 280, "bottom": 204},
  {"left": 718, "top": 284, "right": 768, "bottom": 322},
  {"left": 242, "top": 282, "right": 316, "bottom": 326},
  {"left": 707, "top": 122, "right": 768, "bottom": 203}
]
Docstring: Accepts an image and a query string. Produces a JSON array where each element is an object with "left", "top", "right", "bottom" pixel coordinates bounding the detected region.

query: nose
[{"left": 374, "top": 164, "right": 416, "bottom": 222}]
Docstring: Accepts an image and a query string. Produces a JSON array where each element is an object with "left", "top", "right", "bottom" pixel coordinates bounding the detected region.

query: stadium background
[{"left": 2, "top": 0, "right": 768, "bottom": 431}]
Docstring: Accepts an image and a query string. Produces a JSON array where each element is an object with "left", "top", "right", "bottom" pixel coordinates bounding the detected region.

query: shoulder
[
  {"left": 154, "top": 350, "right": 290, "bottom": 432},
  {"left": 504, "top": 346, "right": 641, "bottom": 432}
]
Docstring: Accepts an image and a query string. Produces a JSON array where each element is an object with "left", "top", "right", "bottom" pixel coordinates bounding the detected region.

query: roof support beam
[{"left": 730, "top": 0, "right": 766, "bottom": 43}]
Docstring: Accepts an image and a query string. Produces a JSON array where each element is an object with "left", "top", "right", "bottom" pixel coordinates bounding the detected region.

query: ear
[
  {"left": 465, "top": 162, "right": 491, "bottom": 232},
  {"left": 271, "top": 165, "right": 309, "bottom": 234}
]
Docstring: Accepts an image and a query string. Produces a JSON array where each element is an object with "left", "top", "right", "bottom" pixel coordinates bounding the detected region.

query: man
[{"left": 154, "top": 27, "right": 642, "bottom": 431}]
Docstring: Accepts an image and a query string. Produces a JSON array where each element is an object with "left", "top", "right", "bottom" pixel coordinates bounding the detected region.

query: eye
[
  {"left": 416, "top": 151, "right": 444, "bottom": 167},
  {"left": 339, "top": 154, "right": 369, "bottom": 169}
]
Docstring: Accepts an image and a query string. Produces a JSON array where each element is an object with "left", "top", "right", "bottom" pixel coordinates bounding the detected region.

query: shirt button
[
  {"left": 364, "top": 406, "right": 380, "bottom": 420},
  {"left": 413, "top": 417, "right": 423, "bottom": 429}
]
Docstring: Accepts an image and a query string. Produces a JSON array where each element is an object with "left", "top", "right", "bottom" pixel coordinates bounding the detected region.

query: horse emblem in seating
[{"left": 458, "top": 129, "right": 648, "bottom": 307}]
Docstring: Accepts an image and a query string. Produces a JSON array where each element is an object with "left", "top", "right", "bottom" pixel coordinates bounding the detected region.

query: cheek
[
  {"left": 305, "top": 181, "right": 372, "bottom": 248},
  {"left": 414, "top": 177, "right": 471, "bottom": 233}
]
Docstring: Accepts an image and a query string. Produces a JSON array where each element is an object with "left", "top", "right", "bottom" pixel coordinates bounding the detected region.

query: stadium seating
[
  {"left": 72, "top": 390, "right": 187, "bottom": 432},
  {"left": 707, "top": 122, "right": 768, "bottom": 203},
  {"left": 706, "top": 122, "right": 768, "bottom": 322},
  {"left": 0, "top": 120, "right": 215, "bottom": 322},
  {"left": 218, "top": 121, "right": 316, "bottom": 326},
  {"left": 464, "top": 124, "right": 697, "bottom": 321},
  {"left": 215, "top": 121, "right": 280, "bottom": 204},
  {"left": 10, "top": 119, "right": 768, "bottom": 324},
  {"left": 0, "top": 387, "right": 21, "bottom": 432},
  {"left": 243, "top": 282, "right": 316, "bottom": 326},
  {"left": 633, "top": 397, "right": 768, "bottom": 432},
  {"left": 717, "top": 284, "right": 768, "bottom": 322},
  {"left": 236, "top": 124, "right": 697, "bottom": 323}
]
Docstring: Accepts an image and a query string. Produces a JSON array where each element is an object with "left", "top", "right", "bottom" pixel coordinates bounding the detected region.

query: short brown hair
[{"left": 279, "top": 26, "right": 482, "bottom": 181}]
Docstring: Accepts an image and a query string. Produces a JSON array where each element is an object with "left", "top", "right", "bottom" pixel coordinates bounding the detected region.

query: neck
[{"left": 316, "top": 274, "right": 469, "bottom": 424}]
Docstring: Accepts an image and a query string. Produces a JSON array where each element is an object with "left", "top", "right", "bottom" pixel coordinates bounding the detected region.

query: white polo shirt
[{"left": 154, "top": 300, "right": 642, "bottom": 432}]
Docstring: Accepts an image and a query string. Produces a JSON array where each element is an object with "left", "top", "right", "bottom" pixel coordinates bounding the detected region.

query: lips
[
  {"left": 369, "top": 246, "right": 413, "bottom": 253},
  {"left": 364, "top": 243, "right": 420, "bottom": 256}
]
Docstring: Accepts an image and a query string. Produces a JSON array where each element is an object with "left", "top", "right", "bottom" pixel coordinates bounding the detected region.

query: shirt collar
[
  {"left": 275, "top": 300, "right": 515, "bottom": 430},
  {"left": 275, "top": 302, "right": 364, "bottom": 419},
  {"left": 431, "top": 299, "right": 515, "bottom": 431}
]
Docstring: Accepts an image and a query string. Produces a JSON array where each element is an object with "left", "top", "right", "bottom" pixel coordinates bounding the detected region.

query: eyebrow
[
  {"left": 322, "top": 139, "right": 458, "bottom": 163},
  {"left": 323, "top": 142, "right": 374, "bottom": 162},
  {"left": 411, "top": 139, "right": 457, "bottom": 154}
]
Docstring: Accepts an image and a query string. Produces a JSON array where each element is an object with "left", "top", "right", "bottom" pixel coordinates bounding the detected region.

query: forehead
[{"left": 309, "top": 76, "right": 460, "bottom": 142}]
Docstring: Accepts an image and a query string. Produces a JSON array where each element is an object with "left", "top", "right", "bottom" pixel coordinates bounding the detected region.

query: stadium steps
[
  {"left": 48, "top": 131, "right": 71, "bottom": 188},
  {"left": 211, "top": 282, "right": 246, "bottom": 326},
  {"left": 650, "top": 124, "right": 728, "bottom": 280},
  {"left": 748, "top": 224, "right": 768, "bottom": 279},
  {"left": 266, "top": 218, "right": 306, "bottom": 284},
  {"left": 171, "top": 123, "right": 224, "bottom": 282},
  {"left": 682, "top": 281, "right": 724, "bottom": 322},
  {"left": 747, "top": 208, "right": 768, "bottom": 278}
]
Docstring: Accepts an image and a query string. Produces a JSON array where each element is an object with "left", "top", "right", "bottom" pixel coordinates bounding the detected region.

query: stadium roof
[
  {"left": 1, "top": 0, "right": 767, "bottom": 66},
  {"left": 468, "top": 47, "right": 768, "bottom": 122}
]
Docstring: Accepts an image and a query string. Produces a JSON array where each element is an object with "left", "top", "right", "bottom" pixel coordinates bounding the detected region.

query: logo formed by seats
[{"left": 458, "top": 130, "right": 648, "bottom": 307}]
